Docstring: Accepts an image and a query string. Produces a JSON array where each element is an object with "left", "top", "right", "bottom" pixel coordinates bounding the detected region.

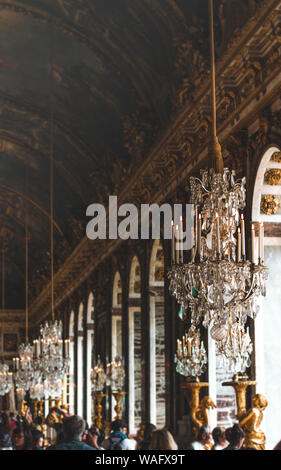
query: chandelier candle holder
[
  {"left": 91, "top": 356, "right": 106, "bottom": 428},
  {"left": 13, "top": 343, "right": 40, "bottom": 392},
  {"left": 175, "top": 329, "right": 207, "bottom": 379},
  {"left": 216, "top": 324, "right": 253, "bottom": 375},
  {"left": 0, "top": 363, "right": 13, "bottom": 396}
]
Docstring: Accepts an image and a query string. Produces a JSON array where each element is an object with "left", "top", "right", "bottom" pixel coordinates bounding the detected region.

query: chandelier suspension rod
[
  {"left": 50, "top": 25, "right": 55, "bottom": 324},
  {"left": 208, "top": 0, "right": 224, "bottom": 173},
  {"left": 1, "top": 241, "right": 4, "bottom": 311},
  {"left": 25, "top": 200, "right": 29, "bottom": 344}
]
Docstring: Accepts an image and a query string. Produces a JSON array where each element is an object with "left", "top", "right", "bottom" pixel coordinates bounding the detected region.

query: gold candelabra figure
[
  {"left": 93, "top": 391, "right": 106, "bottom": 429},
  {"left": 222, "top": 376, "right": 268, "bottom": 450},
  {"left": 181, "top": 380, "right": 216, "bottom": 440},
  {"left": 112, "top": 391, "right": 126, "bottom": 421}
]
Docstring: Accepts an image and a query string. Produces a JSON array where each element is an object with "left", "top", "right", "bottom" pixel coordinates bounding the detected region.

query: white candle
[
  {"left": 171, "top": 220, "right": 175, "bottom": 264},
  {"left": 180, "top": 216, "right": 183, "bottom": 264},
  {"left": 237, "top": 228, "right": 241, "bottom": 262},
  {"left": 216, "top": 213, "right": 220, "bottom": 256},
  {"left": 261, "top": 222, "right": 264, "bottom": 263},
  {"left": 175, "top": 225, "right": 179, "bottom": 264},
  {"left": 251, "top": 224, "right": 255, "bottom": 263},
  {"left": 241, "top": 214, "right": 245, "bottom": 259},
  {"left": 258, "top": 223, "right": 262, "bottom": 263},
  {"left": 198, "top": 214, "right": 202, "bottom": 259}
]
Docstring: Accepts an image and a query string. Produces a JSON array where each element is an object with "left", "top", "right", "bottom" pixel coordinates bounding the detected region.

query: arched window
[
  {"left": 77, "top": 303, "right": 84, "bottom": 417},
  {"left": 86, "top": 293, "right": 94, "bottom": 425},
  {"left": 68, "top": 311, "right": 75, "bottom": 414},
  {"left": 111, "top": 272, "right": 123, "bottom": 420},
  {"left": 128, "top": 256, "right": 142, "bottom": 434},
  {"left": 149, "top": 240, "right": 166, "bottom": 427},
  {"left": 112, "top": 272, "right": 122, "bottom": 360},
  {"left": 252, "top": 146, "right": 281, "bottom": 449}
]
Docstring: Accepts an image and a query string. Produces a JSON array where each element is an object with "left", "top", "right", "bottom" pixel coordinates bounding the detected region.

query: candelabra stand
[
  {"left": 112, "top": 391, "right": 126, "bottom": 420},
  {"left": 222, "top": 376, "right": 257, "bottom": 420},
  {"left": 93, "top": 391, "right": 106, "bottom": 429}
]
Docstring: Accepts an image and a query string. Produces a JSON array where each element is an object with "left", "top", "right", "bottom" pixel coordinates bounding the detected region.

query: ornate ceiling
[{"left": 0, "top": 0, "right": 261, "bottom": 308}]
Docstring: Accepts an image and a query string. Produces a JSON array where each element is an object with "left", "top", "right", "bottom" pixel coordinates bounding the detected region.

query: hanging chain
[
  {"left": 50, "top": 24, "right": 55, "bottom": 323},
  {"left": 25, "top": 199, "right": 29, "bottom": 344},
  {"left": 208, "top": 0, "right": 224, "bottom": 173}
]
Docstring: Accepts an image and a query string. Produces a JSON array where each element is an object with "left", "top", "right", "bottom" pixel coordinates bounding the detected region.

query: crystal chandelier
[
  {"left": 106, "top": 356, "right": 125, "bottom": 392},
  {"left": 91, "top": 355, "right": 106, "bottom": 392},
  {"left": 174, "top": 329, "right": 207, "bottom": 379},
  {"left": 216, "top": 324, "right": 253, "bottom": 375},
  {"left": 168, "top": 0, "right": 268, "bottom": 348},
  {"left": 14, "top": 203, "right": 42, "bottom": 394},
  {"left": 36, "top": 66, "right": 70, "bottom": 399},
  {"left": 13, "top": 343, "right": 38, "bottom": 392},
  {"left": 0, "top": 363, "right": 13, "bottom": 396}
]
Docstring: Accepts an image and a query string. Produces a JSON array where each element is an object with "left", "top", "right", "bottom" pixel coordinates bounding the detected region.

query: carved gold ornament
[
  {"left": 260, "top": 195, "right": 280, "bottom": 215},
  {"left": 264, "top": 168, "right": 281, "bottom": 185},
  {"left": 271, "top": 151, "right": 281, "bottom": 163}
]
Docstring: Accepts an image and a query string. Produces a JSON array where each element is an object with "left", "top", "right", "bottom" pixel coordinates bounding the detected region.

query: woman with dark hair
[
  {"left": 31, "top": 429, "right": 44, "bottom": 450},
  {"left": 212, "top": 427, "right": 228, "bottom": 450},
  {"left": 0, "top": 412, "right": 13, "bottom": 450},
  {"left": 224, "top": 424, "right": 245, "bottom": 450},
  {"left": 139, "top": 424, "right": 157, "bottom": 450},
  {"left": 12, "top": 424, "right": 32, "bottom": 450}
]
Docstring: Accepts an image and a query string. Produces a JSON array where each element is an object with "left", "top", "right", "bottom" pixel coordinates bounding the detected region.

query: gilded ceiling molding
[{"left": 30, "top": 0, "right": 281, "bottom": 325}]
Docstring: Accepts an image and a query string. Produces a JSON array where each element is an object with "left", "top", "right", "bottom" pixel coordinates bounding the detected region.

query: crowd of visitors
[{"left": 0, "top": 407, "right": 280, "bottom": 451}]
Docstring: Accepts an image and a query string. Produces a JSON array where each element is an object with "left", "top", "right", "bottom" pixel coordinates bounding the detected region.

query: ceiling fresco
[{"left": 0, "top": 0, "right": 261, "bottom": 308}]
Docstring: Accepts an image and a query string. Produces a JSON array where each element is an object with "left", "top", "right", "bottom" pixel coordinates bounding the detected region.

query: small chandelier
[
  {"left": 91, "top": 355, "right": 106, "bottom": 393},
  {"left": 174, "top": 329, "right": 207, "bottom": 379},
  {"left": 0, "top": 363, "right": 13, "bottom": 396},
  {"left": 106, "top": 356, "right": 125, "bottom": 392},
  {"left": 168, "top": 0, "right": 268, "bottom": 349},
  {"left": 35, "top": 321, "right": 70, "bottom": 399},
  {"left": 13, "top": 343, "right": 39, "bottom": 392},
  {"left": 216, "top": 324, "right": 253, "bottom": 375}
]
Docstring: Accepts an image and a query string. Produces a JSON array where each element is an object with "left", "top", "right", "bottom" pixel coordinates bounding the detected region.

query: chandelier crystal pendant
[
  {"left": 174, "top": 329, "right": 207, "bottom": 379},
  {"left": 216, "top": 324, "right": 253, "bottom": 375},
  {"left": 168, "top": 0, "right": 268, "bottom": 350}
]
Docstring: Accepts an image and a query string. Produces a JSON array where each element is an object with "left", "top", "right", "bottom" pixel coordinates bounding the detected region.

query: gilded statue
[
  {"left": 239, "top": 394, "right": 268, "bottom": 450},
  {"left": 191, "top": 396, "right": 216, "bottom": 436}
]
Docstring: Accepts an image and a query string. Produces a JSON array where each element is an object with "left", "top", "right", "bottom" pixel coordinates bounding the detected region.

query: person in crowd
[
  {"left": 31, "top": 429, "right": 44, "bottom": 450},
  {"left": 225, "top": 427, "right": 232, "bottom": 444},
  {"left": 103, "top": 419, "right": 135, "bottom": 450},
  {"left": 0, "top": 412, "right": 13, "bottom": 450},
  {"left": 149, "top": 428, "right": 178, "bottom": 450},
  {"left": 86, "top": 425, "right": 105, "bottom": 450},
  {"left": 191, "top": 425, "right": 212, "bottom": 450},
  {"left": 139, "top": 423, "right": 157, "bottom": 450},
  {"left": 12, "top": 424, "right": 32, "bottom": 450},
  {"left": 212, "top": 426, "right": 228, "bottom": 450},
  {"left": 46, "top": 415, "right": 96, "bottom": 450},
  {"left": 224, "top": 424, "right": 245, "bottom": 450}
]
